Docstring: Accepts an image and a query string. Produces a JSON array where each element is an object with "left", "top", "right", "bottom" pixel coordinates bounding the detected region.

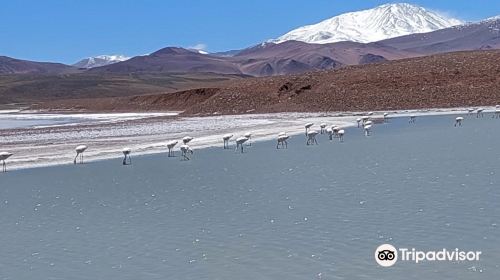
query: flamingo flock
[{"left": 1, "top": 108, "right": 498, "bottom": 172}]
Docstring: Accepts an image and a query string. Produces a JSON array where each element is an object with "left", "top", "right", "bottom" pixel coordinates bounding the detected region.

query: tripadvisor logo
[
  {"left": 375, "top": 244, "right": 482, "bottom": 267},
  {"left": 375, "top": 244, "right": 398, "bottom": 267}
]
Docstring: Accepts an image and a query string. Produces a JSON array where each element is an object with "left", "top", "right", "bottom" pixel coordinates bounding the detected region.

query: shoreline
[{"left": 0, "top": 106, "right": 496, "bottom": 171}]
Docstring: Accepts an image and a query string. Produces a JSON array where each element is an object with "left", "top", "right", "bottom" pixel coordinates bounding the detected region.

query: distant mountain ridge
[
  {"left": 90, "top": 47, "right": 243, "bottom": 74},
  {"left": 0, "top": 56, "right": 77, "bottom": 75},
  {"left": 378, "top": 16, "right": 500, "bottom": 54}
]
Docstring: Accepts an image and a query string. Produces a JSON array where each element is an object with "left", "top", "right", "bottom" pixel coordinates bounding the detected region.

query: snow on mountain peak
[
  {"left": 272, "top": 3, "right": 463, "bottom": 44},
  {"left": 93, "top": 55, "right": 130, "bottom": 61},
  {"left": 484, "top": 15, "right": 500, "bottom": 22},
  {"left": 73, "top": 54, "right": 131, "bottom": 69}
]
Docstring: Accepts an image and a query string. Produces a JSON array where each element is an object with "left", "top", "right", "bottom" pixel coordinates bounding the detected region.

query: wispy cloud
[
  {"left": 187, "top": 43, "right": 207, "bottom": 51},
  {"left": 430, "top": 8, "right": 466, "bottom": 23}
]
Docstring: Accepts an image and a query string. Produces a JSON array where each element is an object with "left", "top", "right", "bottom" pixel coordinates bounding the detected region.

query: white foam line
[{"left": 1, "top": 106, "right": 497, "bottom": 171}]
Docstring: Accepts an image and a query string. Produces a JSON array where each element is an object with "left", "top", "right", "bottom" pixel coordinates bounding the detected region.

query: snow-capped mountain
[
  {"left": 73, "top": 55, "right": 130, "bottom": 69},
  {"left": 273, "top": 3, "right": 463, "bottom": 44}
]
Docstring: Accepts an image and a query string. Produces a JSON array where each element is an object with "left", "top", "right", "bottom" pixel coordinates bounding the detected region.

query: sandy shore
[{"left": 0, "top": 106, "right": 497, "bottom": 170}]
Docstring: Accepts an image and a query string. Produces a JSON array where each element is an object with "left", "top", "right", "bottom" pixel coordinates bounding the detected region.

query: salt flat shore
[{"left": 0, "top": 106, "right": 497, "bottom": 170}]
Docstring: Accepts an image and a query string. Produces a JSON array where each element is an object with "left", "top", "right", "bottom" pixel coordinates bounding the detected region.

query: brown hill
[
  {"left": 0, "top": 56, "right": 77, "bottom": 75},
  {"left": 89, "top": 47, "right": 242, "bottom": 74},
  {"left": 36, "top": 50, "right": 500, "bottom": 115},
  {"left": 89, "top": 41, "right": 416, "bottom": 77},
  {"left": 231, "top": 41, "right": 414, "bottom": 76}
]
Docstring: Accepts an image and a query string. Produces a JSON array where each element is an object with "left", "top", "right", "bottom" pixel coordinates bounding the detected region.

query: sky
[{"left": 1, "top": 0, "right": 499, "bottom": 64}]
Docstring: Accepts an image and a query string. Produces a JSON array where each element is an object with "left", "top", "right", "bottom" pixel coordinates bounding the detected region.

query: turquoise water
[
  {"left": 0, "top": 112, "right": 176, "bottom": 129},
  {"left": 1, "top": 114, "right": 499, "bottom": 279},
  {"left": 0, "top": 118, "right": 77, "bottom": 129}
]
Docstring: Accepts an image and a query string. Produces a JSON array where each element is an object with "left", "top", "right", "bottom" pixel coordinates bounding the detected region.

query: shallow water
[
  {"left": 1, "top": 114, "right": 499, "bottom": 279},
  {"left": 0, "top": 111, "right": 177, "bottom": 129}
]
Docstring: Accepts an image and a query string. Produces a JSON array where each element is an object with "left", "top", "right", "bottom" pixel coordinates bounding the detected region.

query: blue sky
[{"left": 1, "top": 0, "right": 499, "bottom": 64}]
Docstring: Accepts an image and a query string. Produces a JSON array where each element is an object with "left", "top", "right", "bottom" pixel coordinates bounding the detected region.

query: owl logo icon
[{"left": 375, "top": 244, "right": 398, "bottom": 267}]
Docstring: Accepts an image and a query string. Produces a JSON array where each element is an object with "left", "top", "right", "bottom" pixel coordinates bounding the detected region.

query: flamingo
[
  {"left": 305, "top": 123, "right": 313, "bottom": 135},
  {"left": 356, "top": 118, "right": 361, "bottom": 128},
  {"left": 0, "top": 152, "right": 13, "bottom": 172},
  {"left": 244, "top": 132, "right": 252, "bottom": 146},
  {"left": 235, "top": 137, "right": 249, "bottom": 153},
  {"left": 476, "top": 108, "right": 484, "bottom": 118},
  {"left": 306, "top": 130, "right": 319, "bottom": 145},
  {"left": 332, "top": 126, "right": 340, "bottom": 138},
  {"left": 277, "top": 133, "right": 290, "bottom": 149},
  {"left": 409, "top": 115, "right": 416, "bottom": 124},
  {"left": 74, "top": 145, "right": 87, "bottom": 164},
  {"left": 166, "top": 140, "right": 178, "bottom": 157},
  {"left": 223, "top": 134, "right": 233, "bottom": 149},
  {"left": 326, "top": 127, "right": 334, "bottom": 140},
  {"left": 467, "top": 108, "right": 475, "bottom": 116},
  {"left": 361, "top": 116, "right": 370, "bottom": 125},
  {"left": 455, "top": 117, "right": 464, "bottom": 127},
  {"left": 364, "top": 125, "right": 372, "bottom": 136},
  {"left": 180, "top": 144, "right": 193, "bottom": 160},
  {"left": 338, "top": 129, "right": 345, "bottom": 142},
  {"left": 368, "top": 112, "right": 374, "bottom": 116},
  {"left": 494, "top": 109, "right": 500, "bottom": 119},
  {"left": 122, "top": 147, "right": 132, "bottom": 165},
  {"left": 383, "top": 113, "right": 389, "bottom": 122},
  {"left": 182, "top": 136, "right": 194, "bottom": 144},
  {"left": 363, "top": 120, "right": 373, "bottom": 127},
  {"left": 320, "top": 123, "right": 327, "bottom": 134}
]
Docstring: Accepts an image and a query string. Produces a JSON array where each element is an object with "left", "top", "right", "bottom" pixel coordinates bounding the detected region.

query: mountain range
[
  {"left": 88, "top": 15, "right": 499, "bottom": 76},
  {"left": 33, "top": 50, "right": 500, "bottom": 114},
  {"left": 0, "top": 3, "right": 499, "bottom": 79}
]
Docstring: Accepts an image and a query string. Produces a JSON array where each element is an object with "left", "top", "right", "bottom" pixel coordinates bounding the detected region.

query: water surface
[{"left": 1, "top": 114, "right": 499, "bottom": 279}]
